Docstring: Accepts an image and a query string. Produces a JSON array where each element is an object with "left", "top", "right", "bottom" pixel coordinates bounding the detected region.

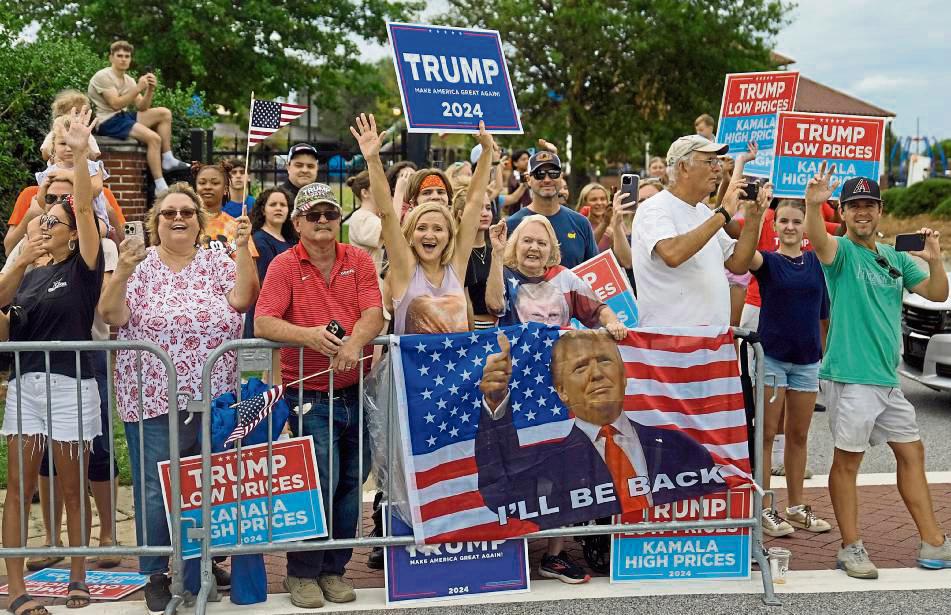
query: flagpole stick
[
  {"left": 229, "top": 354, "right": 371, "bottom": 407},
  {"left": 242, "top": 91, "right": 255, "bottom": 217}
]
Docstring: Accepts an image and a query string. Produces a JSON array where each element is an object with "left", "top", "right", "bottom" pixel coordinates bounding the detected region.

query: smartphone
[
  {"left": 743, "top": 177, "right": 760, "bottom": 202},
  {"left": 327, "top": 319, "right": 347, "bottom": 339},
  {"left": 894, "top": 233, "right": 926, "bottom": 252},
  {"left": 619, "top": 174, "right": 640, "bottom": 210},
  {"left": 124, "top": 221, "right": 144, "bottom": 237}
]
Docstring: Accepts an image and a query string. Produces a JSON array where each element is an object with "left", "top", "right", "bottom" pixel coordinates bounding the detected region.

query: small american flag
[
  {"left": 247, "top": 99, "right": 309, "bottom": 146},
  {"left": 225, "top": 384, "right": 287, "bottom": 445}
]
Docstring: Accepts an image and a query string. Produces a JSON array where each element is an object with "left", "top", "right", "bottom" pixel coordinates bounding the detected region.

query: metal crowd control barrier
[
  {"left": 0, "top": 340, "right": 187, "bottom": 613},
  {"left": 184, "top": 328, "right": 776, "bottom": 614}
]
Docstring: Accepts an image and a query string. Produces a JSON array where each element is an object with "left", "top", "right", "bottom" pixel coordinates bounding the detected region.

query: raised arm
[
  {"left": 484, "top": 222, "right": 507, "bottom": 315},
  {"left": 804, "top": 162, "right": 840, "bottom": 265},
  {"left": 725, "top": 182, "right": 769, "bottom": 274},
  {"left": 351, "top": 113, "right": 414, "bottom": 295},
  {"left": 136, "top": 73, "right": 156, "bottom": 112},
  {"left": 908, "top": 228, "right": 949, "bottom": 302},
  {"left": 453, "top": 122, "right": 495, "bottom": 278},
  {"left": 609, "top": 190, "right": 632, "bottom": 269},
  {"left": 98, "top": 237, "right": 145, "bottom": 326},
  {"left": 720, "top": 142, "right": 758, "bottom": 239},
  {"left": 227, "top": 214, "right": 260, "bottom": 312},
  {"left": 102, "top": 75, "right": 149, "bottom": 111},
  {"left": 65, "top": 106, "right": 102, "bottom": 270}
]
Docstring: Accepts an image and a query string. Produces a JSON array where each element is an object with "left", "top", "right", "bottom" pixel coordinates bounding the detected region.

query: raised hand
[
  {"left": 743, "top": 181, "right": 771, "bottom": 221},
  {"left": 349, "top": 113, "right": 387, "bottom": 159},
  {"left": 65, "top": 106, "right": 97, "bottom": 155},
  {"left": 116, "top": 235, "right": 147, "bottom": 275},
  {"left": 476, "top": 120, "right": 495, "bottom": 152},
  {"left": 479, "top": 332, "right": 512, "bottom": 412},
  {"left": 488, "top": 221, "right": 507, "bottom": 253},
  {"left": 805, "top": 161, "right": 839, "bottom": 208},
  {"left": 910, "top": 228, "right": 942, "bottom": 263},
  {"left": 720, "top": 178, "right": 748, "bottom": 216},
  {"left": 537, "top": 138, "right": 558, "bottom": 155},
  {"left": 738, "top": 141, "right": 759, "bottom": 165},
  {"left": 234, "top": 214, "right": 251, "bottom": 248}
]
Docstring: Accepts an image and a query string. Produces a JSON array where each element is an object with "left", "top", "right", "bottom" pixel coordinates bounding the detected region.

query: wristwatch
[{"left": 713, "top": 206, "right": 731, "bottom": 225}]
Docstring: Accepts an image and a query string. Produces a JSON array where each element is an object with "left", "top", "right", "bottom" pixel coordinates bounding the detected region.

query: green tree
[
  {"left": 2, "top": 0, "right": 422, "bottom": 115},
  {"left": 441, "top": 0, "right": 788, "bottom": 185}
]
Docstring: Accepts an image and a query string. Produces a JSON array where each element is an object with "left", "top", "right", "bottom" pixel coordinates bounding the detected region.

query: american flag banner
[
  {"left": 392, "top": 323, "right": 751, "bottom": 544},
  {"left": 225, "top": 384, "right": 287, "bottom": 445},
  {"left": 247, "top": 99, "right": 309, "bottom": 146}
]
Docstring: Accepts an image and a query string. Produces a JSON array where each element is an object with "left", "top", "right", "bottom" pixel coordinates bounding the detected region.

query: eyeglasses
[
  {"left": 158, "top": 209, "right": 198, "bottom": 221},
  {"left": 304, "top": 209, "right": 341, "bottom": 223},
  {"left": 44, "top": 193, "right": 72, "bottom": 206},
  {"left": 874, "top": 255, "right": 902, "bottom": 280},
  {"left": 39, "top": 214, "right": 73, "bottom": 230},
  {"left": 531, "top": 169, "right": 562, "bottom": 180},
  {"left": 693, "top": 157, "right": 723, "bottom": 168}
]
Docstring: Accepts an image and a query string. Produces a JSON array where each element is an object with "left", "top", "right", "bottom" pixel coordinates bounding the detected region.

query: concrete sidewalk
[{"left": 2, "top": 477, "right": 950, "bottom": 610}]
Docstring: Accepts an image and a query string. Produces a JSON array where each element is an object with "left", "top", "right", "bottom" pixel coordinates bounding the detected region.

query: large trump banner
[
  {"left": 391, "top": 323, "right": 751, "bottom": 544},
  {"left": 388, "top": 22, "right": 522, "bottom": 134},
  {"left": 716, "top": 71, "right": 799, "bottom": 178},
  {"left": 771, "top": 111, "right": 886, "bottom": 199}
]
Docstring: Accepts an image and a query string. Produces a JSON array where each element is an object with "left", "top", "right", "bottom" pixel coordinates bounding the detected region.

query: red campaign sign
[
  {"left": 720, "top": 71, "right": 799, "bottom": 118},
  {"left": 775, "top": 112, "right": 885, "bottom": 162},
  {"left": 571, "top": 251, "right": 630, "bottom": 302},
  {"left": 618, "top": 488, "right": 752, "bottom": 538},
  {"left": 0, "top": 570, "right": 148, "bottom": 601},
  {"left": 159, "top": 437, "right": 321, "bottom": 512}
]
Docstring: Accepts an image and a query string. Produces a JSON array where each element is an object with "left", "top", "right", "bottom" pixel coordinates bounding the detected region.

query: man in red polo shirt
[{"left": 255, "top": 182, "right": 383, "bottom": 609}]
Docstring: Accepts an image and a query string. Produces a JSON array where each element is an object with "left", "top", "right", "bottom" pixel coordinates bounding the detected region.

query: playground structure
[{"left": 889, "top": 134, "right": 949, "bottom": 186}]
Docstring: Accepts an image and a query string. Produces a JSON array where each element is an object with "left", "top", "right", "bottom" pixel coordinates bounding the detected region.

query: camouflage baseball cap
[{"left": 292, "top": 182, "right": 340, "bottom": 218}]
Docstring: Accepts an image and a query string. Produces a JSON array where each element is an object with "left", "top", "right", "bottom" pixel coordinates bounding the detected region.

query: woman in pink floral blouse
[{"left": 98, "top": 182, "right": 258, "bottom": 606}]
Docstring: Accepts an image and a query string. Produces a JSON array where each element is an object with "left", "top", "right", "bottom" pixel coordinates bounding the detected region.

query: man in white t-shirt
[
  {"left": 87, "top": 40, "right": 187, "bottom": 195},
  {"left": 631, "top": 135, "right": 762, "bottom": 327}
]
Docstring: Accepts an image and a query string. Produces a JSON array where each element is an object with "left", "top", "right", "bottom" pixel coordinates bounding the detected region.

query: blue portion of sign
[
  {"left": 605, "top": 293, "right": 639, "bottom": 328},
  {"left": 388, "top": 23, "right": 522, "bottom": 134},
  {"left": 178, "top": 490, "right": 326, "bottom": 559},
  {"left": 385, "top": 513, "right": 529, "bottom": 604},
  {"left": 718, "top": 114, "right": 778, "bottom": 178},
  {"left": 611, "top": 534, "right": 751, "bottom": 581},
  {"left": 771, "top": 156, "right": 880, "bottom": 199}
]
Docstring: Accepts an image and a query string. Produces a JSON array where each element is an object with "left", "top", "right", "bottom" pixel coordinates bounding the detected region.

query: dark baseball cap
[
  {"left": 840, "top": 176, "right": 881, "bottom": 204},
  {"left": 287, "top": 143, "right": 318, "bottom": 161},
  {"left": 528, "top": 150, "right": 562, "bottom": 173}
]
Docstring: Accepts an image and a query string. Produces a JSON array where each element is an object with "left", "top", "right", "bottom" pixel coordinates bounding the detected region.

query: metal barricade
[
  {"left": 0, "top": 340, "right": 188, "bottom": 612},
  {"left": 185, "top": 328, "right": 777, "bottom": 614}
]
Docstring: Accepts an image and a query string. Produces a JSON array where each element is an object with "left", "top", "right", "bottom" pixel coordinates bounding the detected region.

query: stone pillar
[{"left": 97, "top": 136, "right": 148, "bottom": 221}]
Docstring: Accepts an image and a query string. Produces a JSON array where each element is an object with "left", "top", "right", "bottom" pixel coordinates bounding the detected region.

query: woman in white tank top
[{"left": 351, "top": 114, "right": 496, "bottom": 335}]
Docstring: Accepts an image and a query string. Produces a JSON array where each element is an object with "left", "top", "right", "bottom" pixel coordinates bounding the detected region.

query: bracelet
[{"left": 713, "top": 206, "right": 731, "bottom": 225}]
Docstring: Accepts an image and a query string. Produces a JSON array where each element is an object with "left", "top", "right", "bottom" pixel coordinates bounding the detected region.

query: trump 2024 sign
[{"left": 387, "top": 23, "right": 523, "bottom": 134}]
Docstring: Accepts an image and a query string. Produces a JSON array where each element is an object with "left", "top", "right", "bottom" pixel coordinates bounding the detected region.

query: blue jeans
[
  {"left": 124, "top": 410, "right": 200, "bottom": 575},
  {"left": 285, "top": 385, "right": 370, "bottom": 579}
]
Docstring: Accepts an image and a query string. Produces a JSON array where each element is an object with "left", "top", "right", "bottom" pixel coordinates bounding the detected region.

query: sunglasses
[
  {"left": 44, "top": 193, "right": 72, "bottom": 206},
  {"left": 874, "top": 255, "right": 902, "bottom": 280},
  {"left": 304, "top": 209, "right": 341, "bottom": 222},
  {"left": 158, "top": 209, "right": 198, "bottom": 221},
  {"left": 531, "top": 169, "right": 562, "bottom": 180},
  {"left": 39, "top": 214, "right": 73, "bottom": 231}
]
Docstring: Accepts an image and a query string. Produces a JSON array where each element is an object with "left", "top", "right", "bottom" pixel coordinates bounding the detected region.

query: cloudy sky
[{"left": 772, "top": 0, "right": 949, "bottom": 141}]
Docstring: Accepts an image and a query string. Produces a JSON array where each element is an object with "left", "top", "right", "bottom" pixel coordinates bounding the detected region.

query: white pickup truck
[{"left": 900, "top": 273, "right": 951, "bottom": 392}]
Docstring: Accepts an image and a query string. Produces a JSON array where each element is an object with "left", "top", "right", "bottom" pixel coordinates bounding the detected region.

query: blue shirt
[
  {"left": 505, "top": 205, "right": 597, "bottom": 268},
  {"left": 753, "top": 250, "right": 829, "bottom": 364},
  {"left": 245, "top": 229, "right": 292, "bottom": 338},
  {"left": 223, "top": 195, "right": 255, "bottom": 218}
]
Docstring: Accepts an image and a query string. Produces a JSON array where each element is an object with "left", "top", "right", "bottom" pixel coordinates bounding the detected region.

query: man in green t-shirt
[{"left": 805, "top": 164, "right": 950, "bottom": 579}]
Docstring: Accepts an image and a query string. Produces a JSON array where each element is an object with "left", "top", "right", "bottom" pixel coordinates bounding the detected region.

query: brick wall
[{"left": 98, "top": 137, "right": 148, "bottom": 221}]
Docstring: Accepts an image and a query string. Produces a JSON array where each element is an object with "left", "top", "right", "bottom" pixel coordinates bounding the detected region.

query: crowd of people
[{"left": 0, "top": 40, "right": 949, "bottom": 615}]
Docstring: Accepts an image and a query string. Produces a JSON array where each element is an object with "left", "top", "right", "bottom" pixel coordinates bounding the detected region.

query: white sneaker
[
  {"left": 837, "top": 540, "right": 878, "bottom": 579},
  {"left": 785, "top": 505, "right": 832, "bottom": 533},
  {"left": 762, "top": 508, "right": 795, "bottom": 537}
]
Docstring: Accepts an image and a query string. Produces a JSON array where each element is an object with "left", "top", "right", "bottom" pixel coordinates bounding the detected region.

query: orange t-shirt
[{"left": 8, "top": 186, "right": 127, "bottom": 226}]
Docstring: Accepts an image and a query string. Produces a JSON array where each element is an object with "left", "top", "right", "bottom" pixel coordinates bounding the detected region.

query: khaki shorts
[{"left": 823, "top": 380, "right": 920, "bottom": 452}]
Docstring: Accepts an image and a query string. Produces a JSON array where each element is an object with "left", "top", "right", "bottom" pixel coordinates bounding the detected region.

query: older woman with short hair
[{"left": 97, "top": 182, "right": 258, "bottom": 613}]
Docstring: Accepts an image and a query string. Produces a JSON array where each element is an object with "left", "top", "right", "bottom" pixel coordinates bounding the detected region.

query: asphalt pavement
[{"left": 804, "top": 376, "right": 951, "bottom": 474}]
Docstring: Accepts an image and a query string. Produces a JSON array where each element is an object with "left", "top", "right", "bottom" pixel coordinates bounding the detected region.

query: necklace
[
  {"left": 779, "top": 252, "right": 805, "bottom": 265},
  {"left": 472, "top": 245, "right": 487, "bottom": 265}
]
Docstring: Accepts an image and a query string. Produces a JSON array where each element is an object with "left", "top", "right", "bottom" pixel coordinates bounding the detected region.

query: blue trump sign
[
  {"left": 385, "top": 512, "right": 529, "bottom": 604},
  {"left": 387, "top": 22, "right": 522, "bottom": 134}
]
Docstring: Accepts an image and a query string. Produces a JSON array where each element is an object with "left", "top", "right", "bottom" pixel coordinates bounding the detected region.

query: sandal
[
  {"left": 6, "top": 594, "right": 50, "bottom": 615},
  {"left": 25, "top": 547, "right": 64, "bottom": 572},
  {"left": 93, "top": 541, "right": 121, "bottom": 569},
  {"left": 65, "top": 581, "right": 90, "bottom": 609}
]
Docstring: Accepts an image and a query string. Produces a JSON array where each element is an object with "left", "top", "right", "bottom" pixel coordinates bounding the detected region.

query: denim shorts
[{"left": 761, "top": 355, "right": 820, "bottom": 392}]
